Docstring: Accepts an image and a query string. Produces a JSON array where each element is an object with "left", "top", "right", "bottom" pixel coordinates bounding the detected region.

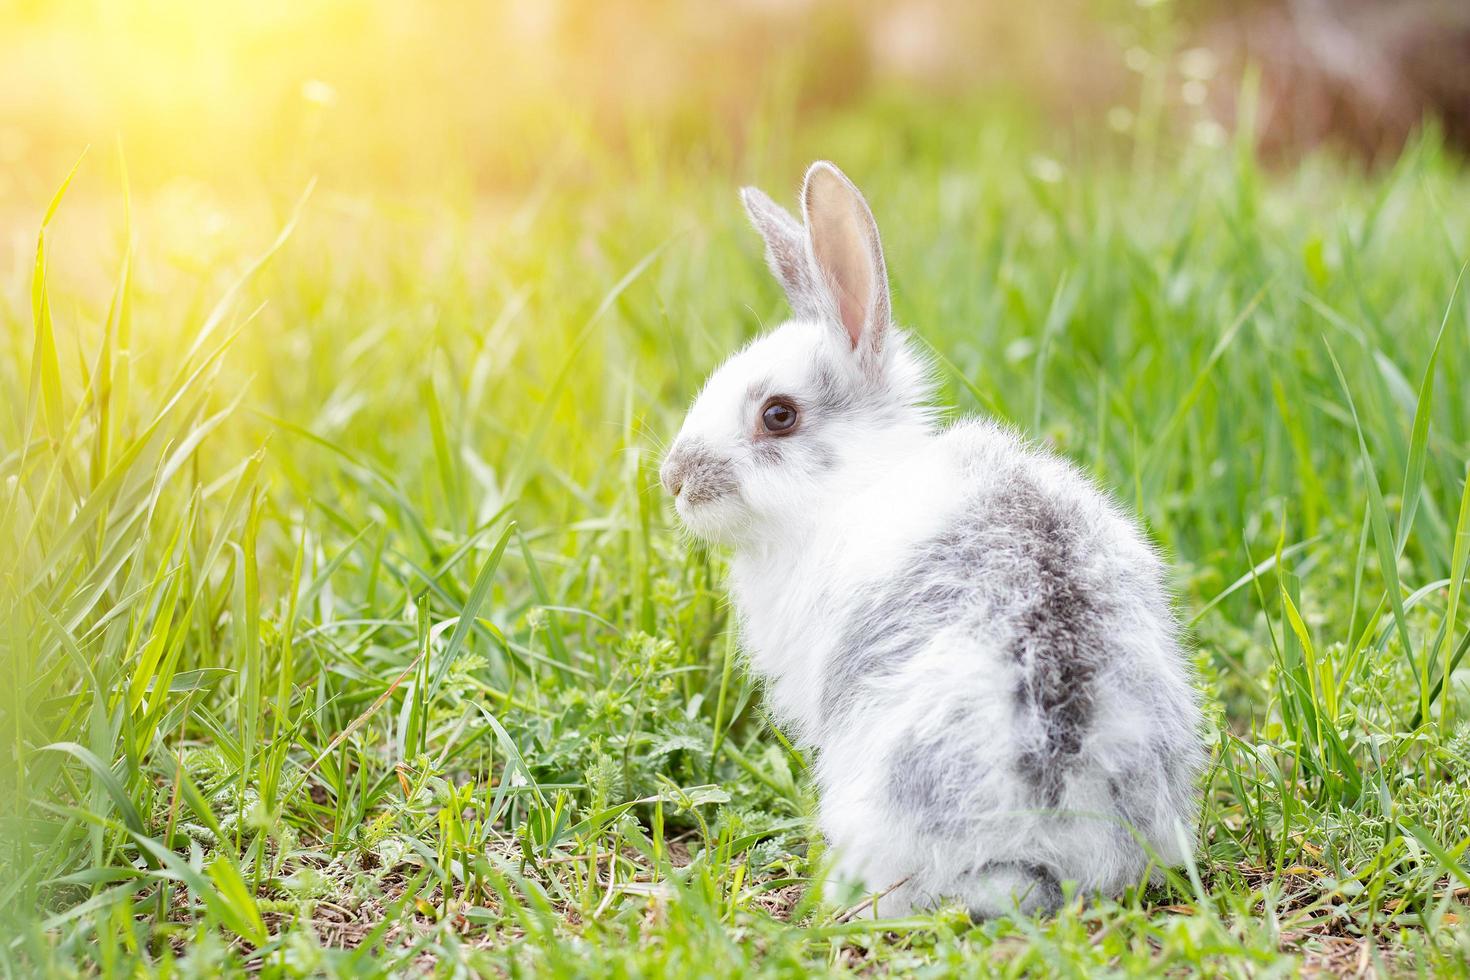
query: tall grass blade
[
  {"left": 1395, "top": 263, "right": 1464, "bottom": 555},
  {"left": 1326, "top": 343, "right": 1419, "bottom": 714}
]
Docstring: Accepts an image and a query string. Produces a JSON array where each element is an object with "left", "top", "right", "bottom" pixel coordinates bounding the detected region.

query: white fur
[{"left": 661, "top": 163, "right": 1204, "bottom": 918}]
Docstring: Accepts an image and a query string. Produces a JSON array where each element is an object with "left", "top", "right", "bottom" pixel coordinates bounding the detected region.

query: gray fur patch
[
  {"left": 1108, "top": 774, "right": 1149, "bottom": 845},
  {"left": 958, "top": 861, "right": 1064, "bottom": 917},
  {"left": 886, "top": 718, "right": 990, "bottom": 837},
  {"left": 811, "top": 361, "right": 861, "bottom": 417},
  {"left": 1026, "top": 864, "right": 1064, "bottom": 910},
  {"left": 818, "top": 484, "right": 1010, "bottom": 723},
  {"left": 660, "top": 441, "right": 738, "bottom": 504},
  {"left": 821, "top": 587, "right": 939, "bottom": 724},
  {"left": 995, "top": 479, "right": 1103, "bottom": 807},
  {"left": 824, "top": 470, "right": 1105, "bottom": 809}
]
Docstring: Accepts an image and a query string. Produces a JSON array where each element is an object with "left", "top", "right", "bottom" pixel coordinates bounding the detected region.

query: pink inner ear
[
  {"left": 808, "top": 184, "right": 875, "bottom": 350},
  {"left": 830, "top": 273, "right": 866, "bottom": 350}
]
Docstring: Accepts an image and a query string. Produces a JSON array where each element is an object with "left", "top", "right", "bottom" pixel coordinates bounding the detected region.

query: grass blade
[
  {"left": 1395, "top": 263, "right": 1465, "bottom": 554},
  {"left": 1326, "top": 342, "right": 1418, "bottom": 713}
]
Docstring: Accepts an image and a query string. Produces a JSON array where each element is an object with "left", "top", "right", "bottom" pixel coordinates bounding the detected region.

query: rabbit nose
[
  {"left": 661, "top": 440, "right": 736, "bottom": 504},
  {"left": 660, "top": 450, "right": 686, "bottom": 497}
]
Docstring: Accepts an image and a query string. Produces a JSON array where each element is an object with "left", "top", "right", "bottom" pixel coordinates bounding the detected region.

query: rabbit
[{"left": 659, "top": 161, "right": 1205, "bottom": 919}]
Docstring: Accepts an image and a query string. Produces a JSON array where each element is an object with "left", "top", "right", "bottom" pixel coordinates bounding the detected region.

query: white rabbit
[{"left": 660, "top": 162, "right": 1205, "bottom": 918}]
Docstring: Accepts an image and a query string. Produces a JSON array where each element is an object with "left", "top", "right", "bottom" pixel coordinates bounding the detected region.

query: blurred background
[
  {"left": 3, "top": 0, "right": 1468, "bottom": 207},
  {"left": 5, "top": 0, "right": 1468, "bottom": 366},
  {"left": 3, "top": 0, "right": 1469, "bottom": 559}
]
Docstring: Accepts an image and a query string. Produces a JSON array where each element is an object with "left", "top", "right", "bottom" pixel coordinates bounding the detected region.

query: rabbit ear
[
  {"left": 741, "top": 185, "right": 821, "bottom": 320},
  {"left": 801, "top": 161, "right": 891, "bottom": 362}
]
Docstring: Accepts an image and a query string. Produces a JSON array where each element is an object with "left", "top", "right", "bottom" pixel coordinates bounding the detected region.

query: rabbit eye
[{"left": 761, "top": 398, "right": 799, "bottom": 434}]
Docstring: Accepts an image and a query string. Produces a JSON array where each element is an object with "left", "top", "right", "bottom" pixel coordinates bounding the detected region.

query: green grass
[{"left": 4, "top": 97, "right": 1470, "bottom": 976}]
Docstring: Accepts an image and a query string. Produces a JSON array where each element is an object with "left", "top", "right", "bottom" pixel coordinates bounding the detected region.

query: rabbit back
[{"left": 808, "top": 420, "right": 1203, "bottom": 909}]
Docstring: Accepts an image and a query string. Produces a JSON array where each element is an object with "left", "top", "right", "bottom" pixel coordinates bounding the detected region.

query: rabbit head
[{"left": 661, "top": 162, "right": 934, "bottom": 544}]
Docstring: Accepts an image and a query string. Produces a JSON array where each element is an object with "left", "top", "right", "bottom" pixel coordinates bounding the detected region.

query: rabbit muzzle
[{"left": 660, "top": 440, "right": 738, "bottom": 505}]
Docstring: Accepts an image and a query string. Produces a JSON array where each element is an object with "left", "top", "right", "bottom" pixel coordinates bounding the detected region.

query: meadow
[{"left": 4, "top": 85, "right": 1470, "bottom": 976}]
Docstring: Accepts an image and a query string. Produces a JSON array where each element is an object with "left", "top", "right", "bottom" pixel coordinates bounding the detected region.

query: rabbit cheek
[
  {"left": 749, "top": 438, "right": 784, "bottom": 465},
  {"left": 750, "top": 435, "right": 839, "bottom": 477}
]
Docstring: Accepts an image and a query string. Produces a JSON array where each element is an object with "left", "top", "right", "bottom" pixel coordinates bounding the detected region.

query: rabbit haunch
[{"left": 660, "top": 162, "right": 1204, "bottom": 917}]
